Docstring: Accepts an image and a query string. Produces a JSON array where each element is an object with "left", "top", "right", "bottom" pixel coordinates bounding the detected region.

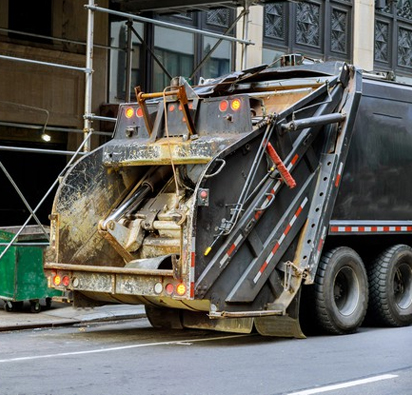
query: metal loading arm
[{"left": 196, "top": 71, "right": 348, "bottom": 300}]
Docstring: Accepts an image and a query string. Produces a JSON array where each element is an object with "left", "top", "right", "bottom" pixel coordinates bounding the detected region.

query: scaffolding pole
[
  {"left": 85, "top": 4, "right": 254, "bottom": 45},
  {"left": 83, "top": 0, "right": 95, "bottom": 153},
  {"left": 241, "top": 1, "right": 250, "bottom": 70}
]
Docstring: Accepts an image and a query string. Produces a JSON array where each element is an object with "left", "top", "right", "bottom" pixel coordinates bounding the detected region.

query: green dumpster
[{"left": 0, "top": 225, "right": 63, "bottom": 313}]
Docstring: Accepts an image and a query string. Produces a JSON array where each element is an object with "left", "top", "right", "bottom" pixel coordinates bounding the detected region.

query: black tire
[
  {"left": 30, "top": 301, "right": 41, "bottom": 314},
  {"left": 368, "top": 244, "right": 412, "bottom": 327},
  {"left": 4, "top": 301, "right": 14, "bottom": 312},
  {"left": 3, "top": 301, "right": 24, "bottom": 312},
  {"left": 145, "top": 305, "right": 183, "bottom": 329},
  {"left": 314, "top": 247, "right": 368, "bottom": 335}
]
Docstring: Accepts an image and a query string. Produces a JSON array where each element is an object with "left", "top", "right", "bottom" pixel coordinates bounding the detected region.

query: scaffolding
[{"left": 0, "top": 0, "right": 255, "bottom": 260}]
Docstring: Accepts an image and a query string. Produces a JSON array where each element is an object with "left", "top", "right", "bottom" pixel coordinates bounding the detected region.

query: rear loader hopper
[{"left": 45, "top": 58, "right": 412, "bottom": 337}]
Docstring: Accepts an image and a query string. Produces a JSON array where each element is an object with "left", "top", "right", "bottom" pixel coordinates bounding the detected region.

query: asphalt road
[{"left": 0, "top": 318, "right": 411, "bottom": 395}]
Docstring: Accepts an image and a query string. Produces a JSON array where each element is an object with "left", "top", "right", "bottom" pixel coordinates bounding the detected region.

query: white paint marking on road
[
  {"left": 0, "top": 334, "right": 250, "bottom": 363},
  {"left": 287, "top": 374, "right": 398, "bottom": 395}
]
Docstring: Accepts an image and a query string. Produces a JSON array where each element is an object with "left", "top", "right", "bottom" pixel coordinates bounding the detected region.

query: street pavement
[{"left": 0, "top": 299, "right": 146, "bottom": 331}]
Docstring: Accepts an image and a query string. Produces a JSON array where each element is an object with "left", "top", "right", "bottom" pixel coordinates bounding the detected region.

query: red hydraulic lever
[{"left": 266, "top": 142, "right": 296, "bottom": 189}]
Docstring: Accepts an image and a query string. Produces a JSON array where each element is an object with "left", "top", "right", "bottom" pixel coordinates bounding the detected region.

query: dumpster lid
[{"left": 0, "top": 225, "right": 50, "bottom": 242}]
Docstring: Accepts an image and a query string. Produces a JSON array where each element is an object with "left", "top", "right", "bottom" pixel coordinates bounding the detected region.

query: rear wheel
[
  {"left": 145, "top": 305, "right": 183, "bottom": 329},
  {"left": 314, "top": 247, "right": 368, "bottom": 335},
  {"left": 368, "top": 244, "right": 412, "bottom": 327}
]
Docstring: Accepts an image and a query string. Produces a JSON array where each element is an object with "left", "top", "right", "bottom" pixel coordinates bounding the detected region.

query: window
[
  {"left": 375, "top": 0, "right": 412, "bottom": 78},
  {"left": 108, "top": 8, "right": 235, "bottom": 100},
  {"left": 263, "top": 1, "right": 353, "bottom": 64},
  {"left": 154, "top": 26, "right": 194, "bottom": 92},
  {"left": 201, "top": 37, "right": 231, "bottom": 79},
  {"left": 109, "top": 21, "right": 144, "bottom": 102}
]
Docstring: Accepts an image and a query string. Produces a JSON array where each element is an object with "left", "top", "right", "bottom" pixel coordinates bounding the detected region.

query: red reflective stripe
[
  {"left": 191, "top": 252, "right": 195, "bottom": 267},
  {"left": 260, "top": 262, "right": 268, "bottom": 274},
  {"left": 284, "top": 224, "right": 292, "bottom": 235},
  {"left": 190, "top": 282, "right": 195, "bottom": 298},
  {"left": 295, "top": 205, "right": 303, "bottom": 217},
  {"left": 227, "top": 243, "right": 236, "bottom": 256},
  {"left": 318, "top": 238, "right": 324, "bottom": 252},
  {"left": 330, "top": 225, "right": 412, "bottom": 233},
  {"left": 335, "top": 174, "right": 341, "bottom": 187},
  {"left": 291, "top": 154, "right": 299, "bottom": 165},
  {"left": 272, "top": 243, "right": 280, "bottom": 254},
  {"left": 255, "top": 211, "right": 263, "bottom": 220}
]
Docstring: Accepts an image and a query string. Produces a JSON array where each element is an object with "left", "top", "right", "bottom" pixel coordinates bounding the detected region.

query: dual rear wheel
[{"left": 311, "top": 245, "right": 412, "bottom": 335}]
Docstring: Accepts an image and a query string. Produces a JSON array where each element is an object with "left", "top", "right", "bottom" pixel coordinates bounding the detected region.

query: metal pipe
[
  {"left": 44, "top": 262, "right": 174, "bottom": 277},
  {"left": 83, "top": 115, "right": 117, "bottom": 122},
  {"left": 102, "top": 184, "right": 152, "bottom": 229},
  {"left": 0, "top": 146, "right": 87, "bottom": 156},
  {"left": 0, "top": 54, "right": 88, "bottom": 72},
  {"left": 0, "top": 162, "right": 49, "bottom": 240},
  {"left": 0, "top": 132, "right": 93, "bottom": 261},
  {"left": 83, "top": 0, "right": 95, "bottom": 153},
  {"left": 125, "top": 20, "right": 134, "bottom": 102},
  {"left": 281, "top": 113, "right": 347, "bottom": 132},
  {"left": 85, "top": 4, "right": 254, "bottom": 45},
  {"left": 0, "top": 27, "right": 123, "bottom": 51},
  {"left": 241, "top": 1, "right": 250, "bottom": 70},
  {"left": 0, "top": 121, "right": 112, "bottom": 135}
]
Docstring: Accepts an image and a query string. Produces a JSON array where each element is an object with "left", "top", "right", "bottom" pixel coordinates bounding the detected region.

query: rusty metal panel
[{"left": 71, "top": 272, "right": 115, "bottom": 294}]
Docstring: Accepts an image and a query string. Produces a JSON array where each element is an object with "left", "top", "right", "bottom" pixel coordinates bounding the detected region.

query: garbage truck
[{"left": 44, "top": 56, "right": 412, "bottom": 337}]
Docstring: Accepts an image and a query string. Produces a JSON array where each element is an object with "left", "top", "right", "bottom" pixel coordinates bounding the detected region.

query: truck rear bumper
[{"left": 44, "top": 263, "right": 208, "bottom": 311}]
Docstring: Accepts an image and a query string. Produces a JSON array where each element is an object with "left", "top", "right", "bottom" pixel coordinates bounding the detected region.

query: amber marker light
[
  {"left": 176, "top": 283, "right": 187, "bottom": 296},
  {"left": 231, "top": 98, "right": 241, "bottom": 111},
  {"left": 53, "top": 275, "right": 62, "bottom": 286},
  {"left": 125, "top": 107, "right": 134, "bottom": 118}
]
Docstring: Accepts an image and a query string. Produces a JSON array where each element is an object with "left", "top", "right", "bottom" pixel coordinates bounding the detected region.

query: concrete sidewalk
[{"left": 0, "top": 299, "right": 146, "bottom": 331}]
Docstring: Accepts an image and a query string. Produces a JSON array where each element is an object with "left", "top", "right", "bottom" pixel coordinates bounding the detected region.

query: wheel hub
[
  {"left": 333, "top": 266, "right": 360, "bottom": 316},
  {"left": 394, "top": 262, "right": 412, "bottom": 309}
]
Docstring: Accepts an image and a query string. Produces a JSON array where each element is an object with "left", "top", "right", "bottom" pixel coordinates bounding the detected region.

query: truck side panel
[{"left": 333, "top": 79, "right": 412, "bottom": 221}]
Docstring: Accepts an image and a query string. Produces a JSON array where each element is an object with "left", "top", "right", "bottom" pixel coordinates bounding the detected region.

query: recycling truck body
[{"left": 45, "top": 59, "right": 412, "bottom": 337}]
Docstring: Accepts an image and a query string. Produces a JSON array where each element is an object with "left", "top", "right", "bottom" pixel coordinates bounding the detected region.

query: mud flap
[
  {"left": 254, "top": 315, "right": 305, "bottom": 338},
  {"left": 145, "top": 305, "right": 184, "bottom": 329},
  {"left": 183, "top": 310, "right": 254, "bottom": 334},
  {"left": 254, "top": 291, "right": 306, "bottom": 338}
]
